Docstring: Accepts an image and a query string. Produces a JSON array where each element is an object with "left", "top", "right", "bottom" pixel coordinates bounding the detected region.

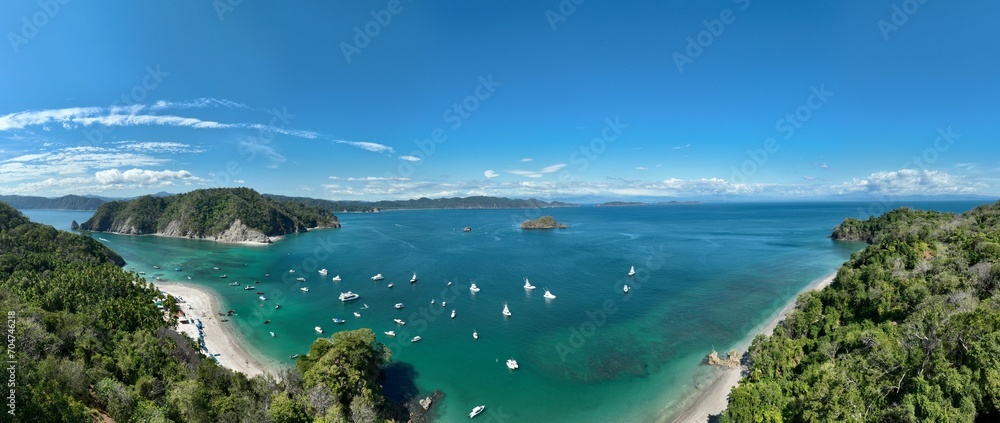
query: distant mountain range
[
  {"left": 0, "top": 195, "right": 105, "bottom": 210},
  {"left": 264, "top": 194, "right": 578, "bottom": 212}
]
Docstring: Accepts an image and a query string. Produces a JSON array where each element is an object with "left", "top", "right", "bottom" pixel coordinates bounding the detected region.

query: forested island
[
  {"left": 520, "top": 215, "right": 567, "bottom": 229},
  {"left": 721, "top": 203, "right": 1000, "bottom": 421},
  {"left": 0, "top": 201, "right": 399, "bottom": 422},
  {"left": 80, "top": 188, "right": 339, "bottom": 244},
  {"left": 595, "top": 201, "right": 647, "bottom": 207},
  {"left": 0, "top": 194, "right": 105, "bottom": 210}
]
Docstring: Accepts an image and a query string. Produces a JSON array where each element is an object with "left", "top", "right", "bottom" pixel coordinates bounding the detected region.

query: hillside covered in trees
[
  {"left": 722, "top": 203, "right": 1000, "bottom": 422},
  {"left": 265, "top": 194, "right": 577, "bottom": 212},
  {"left": 0, "top": 194, "right": 105, "bottom": 210},
  {"left": 81, "top": 188, "right": 339, "bottom": 244},
  {"left": 1, "top": 200, "right": 400, "bottom": 422}
]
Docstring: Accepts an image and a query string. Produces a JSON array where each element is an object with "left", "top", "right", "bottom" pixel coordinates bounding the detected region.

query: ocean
[{"left": 20, "top": 201, "right": 988, "bottom": 422}]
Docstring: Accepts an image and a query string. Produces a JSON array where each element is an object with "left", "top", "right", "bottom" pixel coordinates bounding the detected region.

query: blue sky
[{"left": 1, "top": 1, "right": 998, "bottom": 201}]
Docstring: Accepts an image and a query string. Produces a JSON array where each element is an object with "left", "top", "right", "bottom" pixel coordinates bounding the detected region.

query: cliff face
[{"left": 80, "top": 188, "right": 339, "bottom": 244}]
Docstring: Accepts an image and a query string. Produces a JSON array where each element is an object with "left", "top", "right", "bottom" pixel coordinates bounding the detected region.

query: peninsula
[{"left": 80, "top": 187, "right": 339, "bottom": 244}]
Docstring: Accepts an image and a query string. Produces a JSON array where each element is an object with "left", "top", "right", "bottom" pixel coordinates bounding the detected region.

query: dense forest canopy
[
  {"left": 0, "top": 194, "right": 105, "bottom": 210},
  {"left": 722, "top": 202, "right": 1000, "bottom": 422},
  {"left": 81, "top": 188, "right": 339, "bottom": 239},
  {"left": 0, "top": 201, "right": 398, "bottom": 422}
]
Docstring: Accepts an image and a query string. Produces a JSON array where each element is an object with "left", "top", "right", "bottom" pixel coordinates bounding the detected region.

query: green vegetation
[
  {"left": 520, "top": 215, "right": 567, "bottom": 229},
  {"left": 0, "top": 194, "right": 105, "bottom": 210},
  {"left": 81, "top": 188, "right": 339, "bottom": 241},
  {"left": 595, "top": 201, "right": 648, "bottom": 207},
  {"left": 266, "top": 194, "right": 577, "bottom": 212},
  {"left": 2, "top": 201, "right": 398, "bottom": 422},
  {"left": 722, "top": 203, "right": 1000, "bottom": 422}
]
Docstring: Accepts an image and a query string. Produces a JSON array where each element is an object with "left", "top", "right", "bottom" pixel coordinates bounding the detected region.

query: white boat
[
  {"left": 318, "top": 268, "right": 328, "bottom": 275},
  {"left": 624, "top": 284, "right": 630, "bottom": 293},
  {"left": 296, "top": 277, "right": 306, "bottom": 282},
  {"left": 470, "top": 283, "right": 480, "bottom": 293},
  {"left": 385, "top": 331, "right": 395, "bottom": 336},
  {"left": 411, "top": 336, "right": 421, "bottom": 343},
  {"left": 362, "top": 304, "right": 369, "bottom": 309},
  {"left": 371, "top": 273, "right": 384, "bottom": 281},
  {"left": 473, "top": 330, "right": 478, "bottom": 340},
  {"left": 393, "top": 318, "right": 406, "bottom": 325},
  {"left": 289, "top": 269, "right": 295, "bottom": 273},
  {"left": 270, "top": 331, "right": 275, "bottom": 337},
  {"left": 339, "top": 291, "right": 360, "bottom": 302},
  {"left": 543, "top": 289, "right": 556, "bottom": 299},
  {"left": 502, "top": 302, "right": 511, "bottom": 317},
  {"left": 387, "top": 283, "right": 394, "bottom": 288},
  {"left": 447, "top": 281, "right": 453, "bottom": 286},
  {"left": 98, "top": 237, "right": 109, "bottom": 242},
  {"left": 214, "top": 267, "right": 220, "bottom": 270},
  {"left": 506, "top": 359, "right": 519, "bottom": 370},
  {"left": 431, "top": 299, "right": 435, "bottom": 304},
  {"left": 332, "top": 318, "right": 345, "bottom": 324},
  {"left": 470, "top": 405, "right": 485, "bottom": 418},
  {"left": 394, "top": 303, "right": 405, "bottom": 309},
  {"left": 442, "top": 301, "right": 446, "bottom": 307},
  {"left": 410, "top": 273, "right": 418, "bottom": 283},
  {"left": 628, "top": 265, "right": 636, "bottom": 276},
  {"left": 315, "top": 326, "right": 323, "bottom": 334},
  {"left": 353, "top": 312, "right": 361, "bottom": 317},
  {"left": 332, "top": 275, "right": 342, "bottom": 282},
  {"left": 275, "top": 304, "right": 281, "bottom": 309},
  {"left": 451, "top": 310, "right": 456, "bottom": 319},
  {"left": 259, "top": 295, "right": 267, "bottom": 301},
  {"left": 300, "top": 287, "right": 309, "bottom": 292},
  {"left": 523, "top": 278, "right": 536, "bottom": 290}
]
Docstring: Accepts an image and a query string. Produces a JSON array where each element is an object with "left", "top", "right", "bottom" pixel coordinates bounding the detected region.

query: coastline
[
  {"left": 155, "top": 282, "right": 280, "bottom": 378},
  {"left": 667, "top": 270, "right": 840, "bottom": 423}
]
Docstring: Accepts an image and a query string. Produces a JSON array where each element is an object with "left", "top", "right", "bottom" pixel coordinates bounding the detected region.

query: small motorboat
[
  {"left": 213, "top": 267, "right": 220, "bottom": 270},
  {"left": 506, "top": 359, "right": 519, "bottom": 370},
  {"left": 473, "top": 330, "right": 478, "bottom": 340},
  {"left": 243, "top": 286, "right": 254, "bottom": 290},
  {"left": 300, "top": 287, "right": 309, "bottom": 292},
  {"left": 524, "top": 278, "right": 536, "bottom": 290},
  {"left": 263, "top": 320, "right": 270, "bottom": 324},
  {"left": 259, "top": 295, "right": 267, "bottom": 301},
  {"left": 411, "top": 336, "right": 421, "bottom": 342},
  {"left": 442, "top": 301, "right": 446, "bottom": 307},
  {"left": 332, "top": 318, "right": 345, "bottom": 324},
  {"left": 270, "top": 331, "right": 275, "bottom": 337},
  {"left": 318, "top": 268, "right": 328, "bottom": 275},
  {"left": 470, "top": 405, "right": 485, "bottom": 419},
  {"left": 502, "top": 302, "right": 511, "bottom": 317},
  {"left": 275, "top": 304, "right": 281, "bottom": 309},
  {"left": 296, "top": 277, "right": 306, "bottom": 282},
  {"left": 229, "top": 281, "right": 240, "bottom": 286},
  {"left": 339, "top": 292, "right": 360, "bottom": 302},
  {"left": 470, "top": 283, "right": 480, "bottom": 293},
  {"left": 220, "top": 274, "right": 228, "bottom": 279},
  {"left": 384, "top": 331, "right": 395, "bottom": 336},
  {"left": 153, "top": 266, "right": 160, "bottom": 269},
  {"left": 371, "top": 273, "right": 384, "bottom": 281},
  {"left": 353, "top": 312, "right": 361, "bottom": 317},
  {"left": 543, "top": 289, "right": 556, "bottom": 300},
  {"left": 290, "top": 354, "right": 300, "bottom": 359},
  {"left": 431, "top": 299, "right": 435, "bottom": 304},
  {"left": 624, "top": 284, "right": 630, "bottom": 293},
  {"left": 362, "top": 304, "right": 369, "bottom": 309},
  {"left": 289, "top": 269, "right": 295, "bottom": 274},
  {"left": 332, "top": 275, "right": 342, "bottom": 282},
  {"left": 451, "top": 310, "right": 456, "bottom": 319},
  {"left": 394, "top": 319, "right": 406, "bottom": 325},
  {"left": 174, "top": 268, "right": 182, "bottom": 271},
  {"left": 394, "top": 303, "right": 404, "bottom": 309},
  {"left": 315, "top": 326, "right": 323, "bottom": 334},
  {"left": 387, "top": 283, "right": 394, "bottom": 288}
]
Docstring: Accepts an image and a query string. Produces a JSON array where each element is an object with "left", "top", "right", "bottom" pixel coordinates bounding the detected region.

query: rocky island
[
  {"left": 519, "top": 215, "right": 567, "bottom": 229},
  {"left": 80, "top": 187, "right": 339, "bottom": 244}
]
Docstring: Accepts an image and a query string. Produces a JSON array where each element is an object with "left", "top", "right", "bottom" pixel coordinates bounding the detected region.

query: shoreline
[
  {"left": 154, "top": 282, "right": 280, "bottom": 378},
  {"left": 667, "top": 270, "right": 840, "bottom": 423}
]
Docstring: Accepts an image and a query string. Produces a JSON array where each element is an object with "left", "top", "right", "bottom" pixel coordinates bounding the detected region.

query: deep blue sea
[{"left": 21, "top": 201, "right": 989, "bottom": 422}]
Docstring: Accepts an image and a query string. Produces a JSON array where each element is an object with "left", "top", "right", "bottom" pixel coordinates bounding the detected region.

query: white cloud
[
  {"left": 333, "top": 140, "right": 395, "bottom": 154},
  {"left": 150, "top": 98, "right": 249, "bottom": 110},
  {"left": 636, "top": 166, "right": 648, "bottom": 170},
  {"left": 328, "top": 176, "right": 410, "bottom": 181},
  {"left": 95, "top": 168, "right": 201, "bottom": 186},
  {"left": 673, "top": 144, "right": 692, "bottom": 150},
  {"left": 507, "top": 163, "right": 567, "bottom": 178},
  {"left": 484, "top": 170, "right": 499, "bottom": 179},
  {"left": 834, "top": 169, "right": 979, "bottom": 195},
  {"left": 399, "top": 155, "right": 421, "bottom": 162},
  {"left": 114, "top": 141, "right": 205, "bottom": 154},
  {"left": 540, "top": 163, "right": 567, "bottom": 173},
  {"left": 520, "top": 158, "right": 533, "bottom": 162},
  {"left": 803, "top": 176, "right": 816, "bottom": 180}
]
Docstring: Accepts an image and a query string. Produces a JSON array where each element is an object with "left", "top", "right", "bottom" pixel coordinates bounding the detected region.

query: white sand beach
[
  {"left": 156, "top": 283, "right": 274, "bottom": 378},
  {"left": 669, "top": 271, "right": 839, "bottom": 423}
]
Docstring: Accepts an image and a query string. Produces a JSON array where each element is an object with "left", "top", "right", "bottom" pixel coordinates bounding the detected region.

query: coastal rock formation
[
  {"left": 80, "top": 188, "right": 339, "bottom": 244},
  {"left": 520, "top": 215, "right": 567, "bottom": 229},
  {"left": 705, "top": 349, "right": 741, "bottom": 368},
  {"left": 419, "top": 396, "right": 433, "bottom": 410}
]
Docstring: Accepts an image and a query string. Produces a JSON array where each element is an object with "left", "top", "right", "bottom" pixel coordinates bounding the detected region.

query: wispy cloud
[
  {"left": 484, "top": 170, "right": 499, "bottom": 179},
  {"left": 520, "top": 158, "right": 533, "bottom": 162},
  {"left": 333, "top": 140, "right": 395, "bottom": 154},
  {"left": 672, "top": 143, "right": 692, "bottom": 150},
  {"left": 150, "top": 97, "right": 249, "bottom": 110},
  {"left": 114, "top": 141, "right": 206, "bottom": 154},
  {"left": 834, "top": 169, "right": 980, "bottom": 195},
  {"left": 506, "top": 163, "right": 567, "bottom": 178},
  {"left": 399, "top": 155, "right": 421, "bottom": 162},
  {"left": 328, "top": 176, "right": 411, "bottom": 181},
  {"left": 636, "top": 166, "right": 648, "bottom": 170}
]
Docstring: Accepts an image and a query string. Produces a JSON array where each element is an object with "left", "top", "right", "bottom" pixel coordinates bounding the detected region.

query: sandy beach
[
  {"left": 155, "top": 282, "right": 276, "bottom": 378},
  {"left": 668, "top": 270, "right": 840, "bottom": 423}
]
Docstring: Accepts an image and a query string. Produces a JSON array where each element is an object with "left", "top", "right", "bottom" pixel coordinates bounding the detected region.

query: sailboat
[
  {"left": 543, "top": 289, "right": 556, "bottom": 299},
  {"left": 502, "top": 302, "right": 511, "bottom": 317},
  {"left": 332, "top": 275, "right": 342, "bottom": 282},
  {"left": 523, "top": 278, "right": 536, "bottom": 290},
  {"left": 410, "top": 273, "right": 417, "bottom": 283},
  {"left": 318, "top": 268, "right": 328, "bottom": 275},
  {"left": 628, "top": 265, "right": 636, "bottom": 276}
]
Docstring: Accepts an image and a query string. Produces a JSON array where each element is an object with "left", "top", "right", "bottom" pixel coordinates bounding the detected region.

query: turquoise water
[{"left": 20, "top": 201, "right": 988, "bottom": 422}]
